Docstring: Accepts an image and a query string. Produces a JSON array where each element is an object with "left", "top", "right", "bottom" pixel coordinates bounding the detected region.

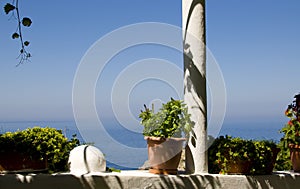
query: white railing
[{"left": 1, "top": 170, "right": 300, "bottom": 189}]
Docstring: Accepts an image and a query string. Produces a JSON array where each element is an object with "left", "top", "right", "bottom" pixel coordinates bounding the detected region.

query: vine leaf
[
  {"left": 24, "top": 41, "right": 30, "bottom": 46},
  {"left": 12, "top": 33, "right": 20, "bottom": 39},
  {"left": 4, "top": 3, "right": 15, "bottom": 14},
  {"left": 22, "top": 17, "right": 32, "bottom": 27}
]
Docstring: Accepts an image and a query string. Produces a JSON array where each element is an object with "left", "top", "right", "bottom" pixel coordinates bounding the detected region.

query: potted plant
[
  {"left": 208, "top": 135, "right": 224, "bottom": 174},
  {"left": 213, "top": 136, "right": 255, "bottom": 174},
  {"left": 251, "top": 140, "right": 280, "bottom": 175},
  {"left": 139, "top": 98, "right": 194, "bottom": 174},
  {"left": 0, "top": 127, "right": 80, "bottom": 173},
  {"left": 208, "top": 136, "right": 279, "bottom": 175},
  {"left": 280, "top": 93, "right": 300, "bottom": 172}
]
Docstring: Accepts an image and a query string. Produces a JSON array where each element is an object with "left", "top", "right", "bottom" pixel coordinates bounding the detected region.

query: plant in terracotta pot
[
  {"left": 209, "top": 136, "right": 280, "bottom": 175},
  {"left": 139, "top": 98, "right": 194, "bottom": 174},
  {"left": 280, "top": 93, "right": 300, "bottom": 172},
  {"left": 0, "top": 127, "right": 80, "bottom": 173},
  {"left": 251, "top": 140, "right": 280, "bottom": 175},
  {"left": 214, "top": 136, "right": 256, "bottom": 174}
]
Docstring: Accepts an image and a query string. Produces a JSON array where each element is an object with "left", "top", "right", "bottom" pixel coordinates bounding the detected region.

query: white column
[{"left": 182, "top": 0, "right": 207, "bottom": 173}]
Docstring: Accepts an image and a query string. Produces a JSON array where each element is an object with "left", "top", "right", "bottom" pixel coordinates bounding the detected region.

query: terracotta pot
[
  {"left": 145, "top": 136, "right": 185, "bottom": 175},
  {"left": 289, "top": 144, "right": 300, "bottom": 172},
  {"left": 226, "top": 160, "right": 252, "bottom": 174},
  {"left": 0, "top": 152, "right": 47, "bottom": 173},
  {"left": 253, "top": 147, "right": 280, "bottom": 175},
  {"left": 264, "top": 148, "right": 280, "bottom": 174}
]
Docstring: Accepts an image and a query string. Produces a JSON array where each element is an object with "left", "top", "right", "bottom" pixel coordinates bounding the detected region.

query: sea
[{"left": 0, "top": 119, "right": 286, "bottom": 170}]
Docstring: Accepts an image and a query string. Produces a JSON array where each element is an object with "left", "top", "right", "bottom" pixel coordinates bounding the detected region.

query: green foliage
[
  {"left": 275, "top": 93, "right": 300, "bottom": 171},
  {"left": 139, "top": 98, "right": 194, "bottom": 138},
  {"left": 106, "top": 167, "right": 121, "bottom": 173},
  {"left": 208, "top": 136, "right": 279, "bottom": 174},
  {"left": 251, "top": 140, "right": 279, "bottom": 174},
  {"left": 280, "top": 93, "right": 300, "bottom": 146},
  {"left": 214, "top": 136, "right": 256, "bottom": 174},
  {"left": 281, "top": 119, "right": 300, "bottom": 146},
  {"left": 0, "top": 127, "right": 80, "bottom": 173},
  {"left": 208, "top": 136, "right": 225, "bottom": 174},
  {"left": 275, "top": 139, "right": 292, "bottom": 171},
  {"left": 270, "top": 93, "right": 300, "bottom": 171}
]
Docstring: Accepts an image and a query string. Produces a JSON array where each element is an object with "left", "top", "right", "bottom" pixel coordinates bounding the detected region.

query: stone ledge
[{"left": 1, "top": 171, "right": 300, "bottom": 189}]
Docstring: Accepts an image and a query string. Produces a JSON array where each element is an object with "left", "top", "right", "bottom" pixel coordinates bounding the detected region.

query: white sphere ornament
[{"left": 68, "top": 145, "right": 106, "bottom": 173}]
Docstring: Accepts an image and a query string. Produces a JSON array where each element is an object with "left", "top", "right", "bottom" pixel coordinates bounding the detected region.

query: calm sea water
[{"left": 0, "top": 119, "right": 286, "bottom": 170}]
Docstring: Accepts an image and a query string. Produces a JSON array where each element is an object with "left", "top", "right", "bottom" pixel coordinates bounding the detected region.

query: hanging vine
[{"left": 4, "top": 0, "right": 32, "bottom": 66}]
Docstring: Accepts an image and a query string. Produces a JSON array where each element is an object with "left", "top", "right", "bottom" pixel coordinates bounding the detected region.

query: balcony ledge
[{"left": 1, "top": 170, "right": 300, "bottom": 189}]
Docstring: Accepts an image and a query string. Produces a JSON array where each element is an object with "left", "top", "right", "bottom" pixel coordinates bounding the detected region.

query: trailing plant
[
  {"left": 214, "top": 136, "right": 256, "bottom": 174},
  {"left": 139, "top": 98, "right": 194, "bottom": 138},
  {"left": 251, "top": 140, "right": 279, "bottom": 174},
  {"left": 208, "top": 136, "right": 279, "bottom": 174},
  {"left": 3, "top": 0, "right": 32, "bottom": 65},
  {"left": 0, "top": 127, "right": 80, "bottom": 172}
]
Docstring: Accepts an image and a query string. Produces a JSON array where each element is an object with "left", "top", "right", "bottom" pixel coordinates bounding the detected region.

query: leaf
[
  {"left": 12, "top": 33, "right": 19, "bottom": 39},
  {"left": 24, "top": 41, "right": 30, "bottom": 46},
  {"left": 4, "top": 3, "right": 15, "bottom": 14},
  {"left": 22, "top": 17, "right": 32, "bottom": 27}
]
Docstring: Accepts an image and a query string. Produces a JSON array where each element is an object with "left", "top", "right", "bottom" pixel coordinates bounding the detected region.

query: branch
[{"left": 4, "top": 0, "right": 32, "bottom": 66}]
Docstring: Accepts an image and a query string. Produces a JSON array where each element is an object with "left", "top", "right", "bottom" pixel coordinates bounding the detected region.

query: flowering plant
[{"left": 281, "top": 93, "right": 300, "bottom": 145}]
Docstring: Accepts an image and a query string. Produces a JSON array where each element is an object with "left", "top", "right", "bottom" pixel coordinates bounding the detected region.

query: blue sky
[{"left": 0, "top": 0, "right": 299, "bottom": 127}]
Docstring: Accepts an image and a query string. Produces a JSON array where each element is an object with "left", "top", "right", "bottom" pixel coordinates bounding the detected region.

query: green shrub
[
  {"left": 274, "top": 139, "right": 292, "bottom": 171},
  {"left": 251, "top": 140, "right": 279, "bottom": 174},
  {"left": 0, "top": 127, "right": 80, "bottom": 172},
  {"left": 208, "top": 136, "right": 281, "bottom": 174},
  {"left": 214, "top": 136, "right": 256, "bottom": 174}
]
